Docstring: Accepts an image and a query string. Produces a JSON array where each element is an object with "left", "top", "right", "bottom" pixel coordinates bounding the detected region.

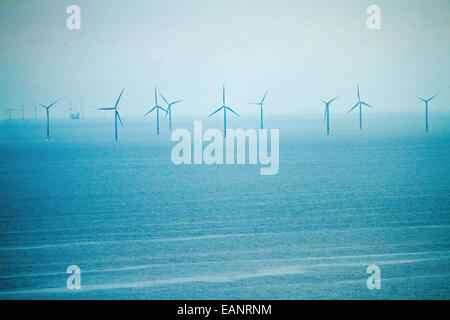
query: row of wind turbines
[
  {"left": 3, "top": 84, "right": 442, "bottom": 140},
  {"left": 5, "top": 106, "right": 28, "bottom": 121},
  {"left": 96, "top": 88, "right": 184, "bottom": 141},
  {"left": 98, "top": 86, "right": 270, "bottom": 140}
]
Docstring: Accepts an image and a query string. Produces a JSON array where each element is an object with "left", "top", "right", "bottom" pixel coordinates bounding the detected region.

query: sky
[{"left": 0, "top": 0, "right": 449, "bottom": 118}]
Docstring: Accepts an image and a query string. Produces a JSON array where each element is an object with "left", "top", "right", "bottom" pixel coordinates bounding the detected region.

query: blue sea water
[{"left": 0, "top": 112, "right": 449, "bottom": 299}]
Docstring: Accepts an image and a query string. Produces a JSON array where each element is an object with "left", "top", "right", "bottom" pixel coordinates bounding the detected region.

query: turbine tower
[
  {"left": 159, "top": 92, "right": 182, "bottom": 130},
  {"left": 208, "top": 86, "right": 239, "bottom": 138},
  {"left": 97, "top": 89, "right": 124, "bottom": 141},
  {"left": 417, "top": 93, "right": 439, "bottom": 132},
  {"left": 143, "top": 87, "right": 167, "bottom": 135},
  {"left": 321, "top": 96, "right": 339, "bottom": 136},
  {"left": 250, "top": 89, "right": 269, "bottom": 129},
  {"left": 38, "top": 98, "right": 60, "bottom": 138},
  {"left": 5, "top": 108, "right": 15, "bottom": 120},
  {"left": 348, "top": 84, "right": 373, "bottom": 129}
]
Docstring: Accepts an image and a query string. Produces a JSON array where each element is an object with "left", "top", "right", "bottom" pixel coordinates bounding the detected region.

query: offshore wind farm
[
  {"left": 0, "top": 113, "right": 449, "bottom": 299},
  {"left": 0, "top": 0, "right": 449, "bottom": 301}
]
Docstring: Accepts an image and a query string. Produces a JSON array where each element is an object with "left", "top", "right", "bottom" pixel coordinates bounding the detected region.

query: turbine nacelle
[
  {"left": 208, "top": 106, "right": 240, "bottom": 118},
  {"left": 208, "top": 86, "right": 240, "bottom": 118},
  {"left": 250, "top": 89, "right": 269, "bottom": 107},
  {"left": 143, "top": 105, "right": 167, "bottom": 118},
  {"left": 417, "top": 93, "right": 439, "bottom": 103},
  {"left": 348, "top": 85, "right": 373, "bottom": 113},
  {"left": 159, "top": 92, "right": 182, "bottom": 120},
  {"left": 39, "top": 98, "right": 61, "bottom": 110},
  {"left": 320, "top": 95, "right": 339, "bottom": 107}
]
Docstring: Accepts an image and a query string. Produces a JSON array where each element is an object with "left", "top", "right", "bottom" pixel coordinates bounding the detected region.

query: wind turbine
[
  {"left": 18, "top": 105, "right": 27, "bottom": 120},
  {"left": 348, "top": 84, "right": 373, "bottom": 129},
  {"left": 38, "top": 98, "right": 60, "bottom": 138},
  {"left": 159, "top": 92, "right": 182, "bottom": 130},
  {"left": 143, "top": 87, "right": 167, "bottom": 135},
  {"left": 321, "top": 96, "right": 339, "bottom": 136},
  {"left": 5, "top": 107, "right": 15, "bottom": 120},
  {"left": 417, "top": 93, "right": 439, "bottom": 132},
  {"left": 250, "top": 89, "right": 269, "bottom": 129},
  {"left": 208, "top": 86, "right": 239, "bottom": 138},
  {"left": 97, "top": 89, "right": 124, "bottom": 141}
]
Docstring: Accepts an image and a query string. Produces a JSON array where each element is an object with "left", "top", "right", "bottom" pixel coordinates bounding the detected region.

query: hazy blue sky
[{"left": 0, "top": 0, "right": 449, "bottom": 117}]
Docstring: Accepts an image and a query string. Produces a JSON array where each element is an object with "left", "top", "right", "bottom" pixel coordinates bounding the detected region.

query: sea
[{"left": 0, "top": 112, "right": 449, "bottom": 299}]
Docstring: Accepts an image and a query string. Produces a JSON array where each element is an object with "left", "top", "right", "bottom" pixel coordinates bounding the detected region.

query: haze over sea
[{"left": 0, "top": 112, "right": 449, "bottom": 299}]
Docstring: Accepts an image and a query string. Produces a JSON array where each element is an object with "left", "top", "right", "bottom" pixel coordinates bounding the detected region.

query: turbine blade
[
  {"left": 208, "top": 106, "right": 223, "bottom": 118},
  {"left": 348, "top": 102, "right": 359, "bottom": 113},
  {"left": 416, "top": 96, "right": 426, "bottom": 102},
  {"left": 154, "top": 87, "right": 158, "bottom": 105},
  {"left": 158, "top": 106, "right": 167, "bottom": 113},
  {"left": 164, "top": 107, "right": 170, "bottom": 120},
  {"left": 115, "top": 89, "right": 124, "bottom": 108},
  {"left": 39, "top": 104, "right": 47, "bottom": 109},
  {"left": 222, "top": 86, "right": 225, "bottom": 105},
  {"left": 116, "top": 110, "right": 123, "bottom": 127},
  {"left": 361, "top": 101, "right": 373, "bottom": 108},
  {"left": 97, "top": 107, "right": 114, "bottom": 110},
  {"left": 357, "top": 84, "right": 360, "bottom": 101},
  {"left": 261, "top": 89, "right": 269, "bottom": 104},
  {"left": 171, "top": 99, "right": 183, "bottom": 106},
  {"left": 328, "top": 95, "right": 339, "bottom": 104},
  {"left": 47, "top": 98, "right": 61, "bottom": 109},
  {"left": 428, "top": 92, "right": 440, "bottom": 101},
  {"left": 159, "top": 92, "right": 169, "bottom": 106},
  {"left": 143, "top": 106, "right": 157, "bottom": 117},
  {"left": 226, "top": 107, "right": 240, "bottom": 117}
]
